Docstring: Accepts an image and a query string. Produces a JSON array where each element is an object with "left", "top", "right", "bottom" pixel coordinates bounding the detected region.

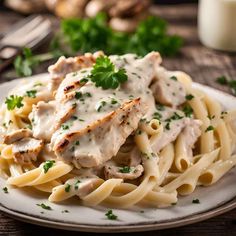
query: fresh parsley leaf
[
  {"left": 205, "top": 125, "right": 214, "bottom": 132},
  {"left": 25, "top": 90, "right": 37, "bottom": 98},
  {"left": 105, "top": 210, "right": 118, "bottom": 220},
  {"left": 119, "top": 166, "right": 131, "bottom": 173},
  {"left": 182, "top": 105, "right": 193, "bottom": 117},
  {"left": 90, "top": 56, "right": 128, "bottom": 89},
  {"left": 185, "top": 94, "right": 194, "bottom": 100},
  {"left": 74, "top": 180, "right": 81, "bottom": 190},
  {"left": 165, "top": 122, "right": 170, "bottom": 130},
  {"left": 2, "top": 187, "right": 8, "bottom": 194},
  {"left": 5, "top": 95, "right": 24, "bottom": 110},
  {"left": 37, "top": 203, "right": 52, "bottom": 210},
  {"left": 61, "top": 124, "right": 70, "bottom": 130},
  {"left": 75, "top": 92, "right": 82, "bottom": 99},
  {"left": 65, "top": 184, "right": 71, "bottom": 192},
  {"left": 170, "top": 76, "right": 177, "bottom": 81},
  {"left": 43, "top": 160, "right": 55, "bottom": 173},
  {"left": 192, "top": 199, "right": 200, "bottom": 204},
  {"left": 62, "top": 210, "right": 70, "bottom": 213},
  {"left": 153, "top": 112, "right": 162, "bottom": 121}
]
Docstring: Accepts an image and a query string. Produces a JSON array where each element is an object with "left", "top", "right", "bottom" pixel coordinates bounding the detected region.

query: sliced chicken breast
[
  {"left": 48, "top": 51, "right": 104, "bottom": 92},
  {"left": 12, "top": 137, "right": 43, "bottom": 165},
  {"left": 53, "top": 98, "right": 146, "bottom": 168},
  {"left": 151, "top": 67, "right": 186, "bottom": 107},
  {"left": 3, "top": 129, "right": 32, "bottom": 144},
  {"left": 29, "top": 101, "right": 56, "bottom": 142}
]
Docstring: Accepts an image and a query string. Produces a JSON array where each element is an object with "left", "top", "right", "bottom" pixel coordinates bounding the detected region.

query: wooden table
[{"left": 0, "top": 4, "right": 236, "bottom": 236}]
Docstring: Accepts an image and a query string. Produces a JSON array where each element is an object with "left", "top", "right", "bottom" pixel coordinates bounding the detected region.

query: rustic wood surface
[{"left": 0, "top": 4, "right": 236, "bottom": 236}]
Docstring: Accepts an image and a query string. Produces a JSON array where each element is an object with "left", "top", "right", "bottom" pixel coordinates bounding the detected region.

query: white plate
[{"left": 0, "top": 74, "right": 236, "bottom": 232}]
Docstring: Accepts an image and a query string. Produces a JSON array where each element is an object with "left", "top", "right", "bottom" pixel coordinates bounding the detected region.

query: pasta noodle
[{"left": 0, "top": 51, "right": 235, "bottom": 209}]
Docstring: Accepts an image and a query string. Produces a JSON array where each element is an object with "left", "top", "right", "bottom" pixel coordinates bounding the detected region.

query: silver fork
[{"left": 0, "top": 15, "right": 52, "bottom": 73}]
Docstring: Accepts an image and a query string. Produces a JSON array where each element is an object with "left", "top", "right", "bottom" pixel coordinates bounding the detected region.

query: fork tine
[
  {"left": 5, "top": 19, "right": 51, "bottom": 47},
  {"left": 0, "top": 16, "right": 44, "bottom": 44}
]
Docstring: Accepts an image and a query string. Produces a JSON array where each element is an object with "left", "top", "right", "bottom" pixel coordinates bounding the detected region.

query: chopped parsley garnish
[
  {"left": 79, "top": 119, "right": 85, "bottom": 122},
  {"left": 185, "top": 94, "right": 194, "bottom": 100},
  {"left": 156, "top": 103, "right": 165, "bottom": 111},
  {"left": 34, "top": 82, "right": 43, "bottom": 87},
  {"left": 192, "top": 199, "right": 200, "bottom": 204},
  {"left": 182, "top": 105, "right": 193, "bottom": 117},
  {"left": 36, "top": 203, "right": 52, "bottom": 210},
  {"left": 153, "top": 112, "right": 162, "bottom": 121},
  {"left": 165, "top": 122, "right": 170, "bottom": 130},
  {"left": 85, "top": 92, "right": 92, "bottom": 97},
  {"left": 97, "top": 101, "right": 107, "bottom": 112},
  {"left": 111, "top": 98, "right": 118, "bottom": 104},
  {"left": 90, "top": 56, "right": 128, "bottom": 89},
  {"left": 205, "top": 125, "right": 214, "bottom": 132},
  {"left": 71, "top": 116, "right": 78, "bottom": 120},
  {"left": 5, "top": 95, "right": 24, "bottom": 110},
  {"left": 140, "top": 210, "right": 145, "bottom": 213},
  {"left": 119, "top": 166, "right": 131, "bottom": 173},
  {"left": 2, "top": 187, "right": 8, "bottom": 194},
  {"left": 170, "top": 76, "right": 177, "bottom": 81},
  {"left": 25, "top": 90, "right": 37, "bottom": 98},
  {"left": 75, "top": 92, "right": 82, "bottom": 99},
  {"left": 166, "top": 112, "right": 183, "bottom": 121},
  {"left": 75, "top": 141, "right": 80, "bottom": 146},
  {"left": 171, "top": 202, "right": 177, "bottom": 206},
  {"left": 62, "top": 210, "right": 69, "bottom": 213},
  {"left": 105, "top": 209, "right": 118, "bottom": 220},
  {"left": 208, "top": 115, "right": 215, "bottom": 120},
  {"left": 43, "top": 160, "right": 55, "bottom": 173},
  {"left": 74, "top": 180, "right": 81, "bottom": 190},
  {"left": 80, "top": 78, "right": 89, "bottom": 84},
  {"left": 65, "top": 184, "right": 71, "bottom": 193},
  {"left": 137, "top": 130, "right": 142, "bottom": 135},
  {"left": 61, "top": 124, "right": 70, "bottom": 130}
]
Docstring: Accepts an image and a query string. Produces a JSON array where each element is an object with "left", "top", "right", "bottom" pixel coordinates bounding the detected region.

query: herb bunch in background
[
  {"left": 61, "top": 13, "right": 183, "bottom": 56},
  {"left": 14, "top": 13, "right": 183, "bottom": 77}
]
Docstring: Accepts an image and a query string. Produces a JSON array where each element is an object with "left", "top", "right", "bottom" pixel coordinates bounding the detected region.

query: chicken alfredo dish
[{"left": 0, "top": 51, "right": 236, "bottom": 207}]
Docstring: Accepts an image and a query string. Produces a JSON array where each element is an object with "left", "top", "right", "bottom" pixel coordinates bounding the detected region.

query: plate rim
[
  {"left": 1, "top": 196, "right": 236, "bottom": 232},
  {"left": 0, "top": 74, "right": 236, "bottom": 232}
]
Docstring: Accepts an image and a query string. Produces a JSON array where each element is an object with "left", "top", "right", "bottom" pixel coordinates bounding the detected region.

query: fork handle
[{"left": 0, "top": 44, "right": 21, "bottom": 73}]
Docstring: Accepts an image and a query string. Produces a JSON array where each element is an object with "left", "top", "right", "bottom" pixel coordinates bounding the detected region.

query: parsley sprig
[
  {"left": 43, "top": 160, "right": 55, "bottom": 173},
  {"left": 5, "top": 95, "right": 24, "bottom": 110},
  {"left": 105, "top": 209, "right": 118, "bottom": 220},
  {"left": 90, "top": 56, "right": 128, "bottom": 89}
]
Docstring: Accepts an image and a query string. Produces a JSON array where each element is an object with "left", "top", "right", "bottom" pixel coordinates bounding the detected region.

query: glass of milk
[{"left": 198, "top": 0, "right": 236, "bottom": 51}]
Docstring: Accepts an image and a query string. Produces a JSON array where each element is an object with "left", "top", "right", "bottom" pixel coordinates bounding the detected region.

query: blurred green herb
[
  {"left": 13, "top": 14, "right": 183, "bottom": 76},
  {"left": 60, "top": 14, "right": 183, "bottom": 56},
  {"left": 216, "top": 75, "right": 236, "bottom": 96}
]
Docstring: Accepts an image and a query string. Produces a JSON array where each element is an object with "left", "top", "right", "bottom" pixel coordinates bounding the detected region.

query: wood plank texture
[{"left": 0, "top": 4, "right": 236, "bottom": 236}]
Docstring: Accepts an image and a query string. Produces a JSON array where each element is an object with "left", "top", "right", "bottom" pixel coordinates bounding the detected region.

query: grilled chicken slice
[
  {"left": 152, "top": 118, "right": 191, "bottom": 153},
  {"left": 104, "top": 164, "right": 144, "bottom": 180},
  {"left": 3, "top": 129, "right": 32, "bottom": 144},
  {"left": 151, "top": 67, "right": 186, "bottom": 107},
  {"left": 29, "top": 101, "right": 56, "bottom": 142},
  {"left": 48, "top": 51, "right": 104, "bottom": 92},
  {"left": 53, "top": 98, "right": 146, "bottom": 168},
  {"left": 12, "top": 137, "right": 43, "bottom": 165}
]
